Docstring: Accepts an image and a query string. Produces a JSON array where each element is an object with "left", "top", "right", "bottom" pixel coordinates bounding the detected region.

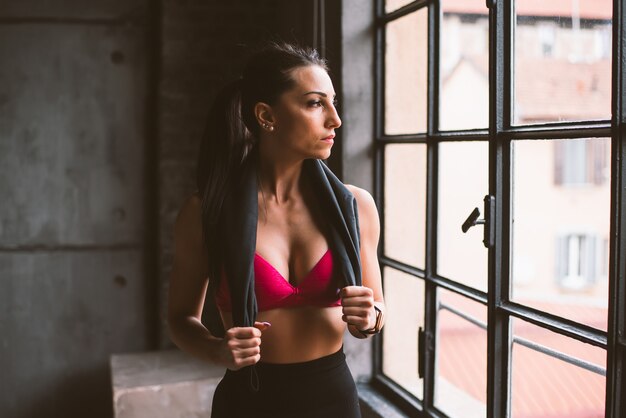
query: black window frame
[{"left": 371, "top": 0, "right": 626, "bottom": 417}]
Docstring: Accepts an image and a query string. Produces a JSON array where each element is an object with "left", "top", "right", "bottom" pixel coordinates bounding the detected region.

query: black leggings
[{"left": 211, "top": 348, "right": 361, "bottom": 418}]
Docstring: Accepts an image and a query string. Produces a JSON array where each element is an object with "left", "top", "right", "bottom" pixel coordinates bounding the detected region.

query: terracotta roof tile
[
  {"left": 444, "top": 54, "right": 611, "bottom": 122},
  {"left": 437, "top": 294, "right": 606, "bottom": 416},
  {"left": 515, "top": 57, "right": 611, "bottom": 122}
]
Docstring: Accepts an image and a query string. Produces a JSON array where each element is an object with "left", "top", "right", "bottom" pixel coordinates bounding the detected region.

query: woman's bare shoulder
[
  {"left": 344, "top": 184, "right": 376, "bottom": 211},
  {"left": 344, "top": 184, "right": 379, "bottom": 226},
  {"left": 344, "top": 184, "right": 380, "bottom": 249}
]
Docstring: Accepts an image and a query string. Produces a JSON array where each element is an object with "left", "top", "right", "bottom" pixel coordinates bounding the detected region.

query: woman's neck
[{"left": 257, "top": 147, "right": 304, "bottom": 205}]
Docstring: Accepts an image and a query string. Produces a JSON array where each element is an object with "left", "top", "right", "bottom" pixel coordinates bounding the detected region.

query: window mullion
[
  {"left": 422, "top": 0, "right": 439, "bottom": 412},
  {"left": 606, "top": 0, "right": 626, "bottom": 416},
  {"left": 373, "top": 141, "right": 385, "bottom": 378},
  {"left": 487, "top": 1, "right": 512, "bottom": 417}
]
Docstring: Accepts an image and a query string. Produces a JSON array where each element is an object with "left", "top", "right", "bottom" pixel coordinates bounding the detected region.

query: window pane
[
  {"left": 437, "top": 141, "right": 489, "bottom": 291},
  {"left": 385, "top": 0, "right": 415, "bottom": 13},
  {"left": 384, "top": 144, "right": 427, "bottom": 268},
  {"left": 382, "top": 267, "right": 425, "bottom": 400},
  {"left": 435, "top": 289, "right": 487, "bottom": 417},
  {"left": 511, "top": 139, "right": 610, "bottom": 331},
  {"left": 439, "top": 0, "right": 489, "bottom": 130},
  {"left": 513, "top": 0, "right": 612, "bottom": 124},
  {"left": 385, "top": 9, "right": 428, "bottom": 134},
  {"left": 511, "top": 319, "right": 606, "bottom": 417}
]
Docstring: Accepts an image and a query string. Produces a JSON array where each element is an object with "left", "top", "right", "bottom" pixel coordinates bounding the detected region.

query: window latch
[
  {"left": 461, "top": 195, "right": 495, "bottom": 248},
  {"left": 418, "top": 327, "right": 433, "bottom": 379},
  {"left": 418, "top": 327, "right": 425, "bottom": 378},
  {"left": 486, "top": 0, "right": 496, "bottom": 9}
]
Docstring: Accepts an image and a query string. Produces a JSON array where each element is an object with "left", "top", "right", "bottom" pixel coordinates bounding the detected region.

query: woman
[{"left": 168, "top": 42, "right": 385, "bottom": 418}]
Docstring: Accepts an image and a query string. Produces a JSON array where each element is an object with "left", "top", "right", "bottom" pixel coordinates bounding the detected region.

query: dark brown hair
[{"left": 196, "top": 42, "right": 328, "bottom": 281}]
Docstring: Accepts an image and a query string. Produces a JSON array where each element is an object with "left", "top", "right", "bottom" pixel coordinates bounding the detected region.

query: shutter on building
[{"left": 555, "top": 235, "right": 568, "bottom": 284}]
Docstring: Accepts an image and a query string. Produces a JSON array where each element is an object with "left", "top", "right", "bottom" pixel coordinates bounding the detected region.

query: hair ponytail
[{"left": 196, "top": 79, "right": 254, "bottom": 281}]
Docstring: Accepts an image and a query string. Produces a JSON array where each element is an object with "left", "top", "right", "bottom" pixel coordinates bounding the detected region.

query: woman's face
[{"left": 267, "top": 65, "right": 342, "bottom": 160}]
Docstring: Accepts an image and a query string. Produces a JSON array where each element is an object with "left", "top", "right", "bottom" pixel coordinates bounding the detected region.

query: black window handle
[
  {"left": 461, "top": 207, "right": 485, "bottom": 233},
  {"left": 461, "top": 195, "right": 495, "bottom": 248}
]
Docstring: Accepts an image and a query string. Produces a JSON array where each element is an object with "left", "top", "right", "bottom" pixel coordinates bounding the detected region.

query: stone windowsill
[
  {"left": 110, "top": 350, "right": 224, "bottom": 418},
  {"left": 110, "top": 349, "right": 410, "bottom": 418}
]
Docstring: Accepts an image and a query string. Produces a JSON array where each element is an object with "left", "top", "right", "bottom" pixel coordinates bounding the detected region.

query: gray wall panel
[
  {"left": 0, "top": 250, "right": 147, "bottom": 417},
  {"left": 0, "top": 24, "right": 145, "bottom": 247},
  {"left": 341, "top": 0, "right": 375, "bottom": 192},
  {"left": 341, "top": 0, "right": 377, "bottom": 381},
  {"left": 0, "top": 3, "right": 150, "bottom": 417},
  {"left": 0, "top": 1, "right": 145, "bottom": 20}
]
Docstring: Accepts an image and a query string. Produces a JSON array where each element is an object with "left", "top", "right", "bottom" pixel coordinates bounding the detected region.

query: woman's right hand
[{"left": 218, "top": 321, "right": 271, "bottom": 370}]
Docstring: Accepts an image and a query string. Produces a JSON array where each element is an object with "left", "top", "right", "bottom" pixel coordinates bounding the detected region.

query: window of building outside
[
  {"left": 375, "top": 0, "right": 620, "bottom": 417},
  {"left": 554, "top": 139, "right": 610, "bottom": 186}
]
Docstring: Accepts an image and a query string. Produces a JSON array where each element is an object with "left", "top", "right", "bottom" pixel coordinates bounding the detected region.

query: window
[
  {"left": 554, "top": 139, "right": 610, "bottom": 186},
  {"left": 538, "top": 24, "right": 555, "bottom": 57},
  {"left": 556, "top": 233, "right": 602, "bottom": 290},
  {"left": 374, "top": 0, "right": 626, "bottom": 417}
]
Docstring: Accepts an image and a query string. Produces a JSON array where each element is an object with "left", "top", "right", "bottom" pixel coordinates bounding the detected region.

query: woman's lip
[{"left": 322, "top": 135, "right": 335, "bottom": 141}]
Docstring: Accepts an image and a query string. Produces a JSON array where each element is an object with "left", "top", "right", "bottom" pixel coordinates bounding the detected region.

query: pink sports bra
[{"left": 215, "top": 249, "right": 342, "bottom": 312}]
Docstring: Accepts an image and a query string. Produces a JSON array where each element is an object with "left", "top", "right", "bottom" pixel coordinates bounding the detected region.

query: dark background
[{"left": 0, "top": 1, "right": 347, "bottom": 416}]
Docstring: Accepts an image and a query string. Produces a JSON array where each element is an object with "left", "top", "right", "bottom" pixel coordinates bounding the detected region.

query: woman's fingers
[
  {"left": 232, "top": 353, "right": 262, "bottom": 369},
  {"left": 222, "top": 325, "right": 266, "bottom": 370},
  {"left": 227, "top": 336, "right": 261, "bottom": 349},
  {"left": 342, "top": 315, "right": 371, "bottom": 330},
  {"left": 253, "top": 321, "right": 272, "bottom": 332},
  {"left": 341, "top": 296, "right": 374, "bottom": 308},
  {"left": 342, "top": 306, "right": 373, "bottom": 316},
  {"left": 227, "top": 326, "right": 262, "bottom": 339},
  {"left": 340, "top": 285, "right": 373, "bottom": 299},
  {"left": 340, "top": 286, "right": 376, "bottom": 330},
  {"left": 235, "top": 346, "right": 261, "bottom": 358}
]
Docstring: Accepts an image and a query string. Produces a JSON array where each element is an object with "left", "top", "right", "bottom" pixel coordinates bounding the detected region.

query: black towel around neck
[{"left": 201, "top": 152, "right": 362, "bottom": 337}]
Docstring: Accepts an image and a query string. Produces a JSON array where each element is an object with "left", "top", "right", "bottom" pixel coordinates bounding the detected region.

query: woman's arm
[
  {"left": 341, "top": 185, "right": 385, "bottom": 339},
  {"left": 167, "top": 196, "right": 264, "bottom": 368}
]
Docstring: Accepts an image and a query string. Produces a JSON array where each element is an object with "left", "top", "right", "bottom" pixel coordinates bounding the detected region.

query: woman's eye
[{"left": 307, "top": 99, "right": 338, "bottom": 108}]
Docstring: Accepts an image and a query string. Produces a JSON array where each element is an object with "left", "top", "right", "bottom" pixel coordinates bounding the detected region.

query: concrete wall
[
  {"left": 341, "top": 0, "right": 375, "bottom": 196},
  {"left": 0, "top": 1, "right": 151, "bottom": 417}
]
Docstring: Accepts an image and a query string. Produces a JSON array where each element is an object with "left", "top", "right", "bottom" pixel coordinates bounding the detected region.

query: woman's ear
[{"left": 254, "top": 102, "right": 277, "bottom": 132}]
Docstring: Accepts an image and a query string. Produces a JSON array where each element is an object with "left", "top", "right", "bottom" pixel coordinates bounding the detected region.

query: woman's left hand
[{"left": 340, "top": 286, "right": 376, "bottom": 331}]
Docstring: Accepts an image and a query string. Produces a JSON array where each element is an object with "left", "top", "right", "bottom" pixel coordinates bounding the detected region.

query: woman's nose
[{"left": 327, "top": 105, "right": 342, "bottom": 129}]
